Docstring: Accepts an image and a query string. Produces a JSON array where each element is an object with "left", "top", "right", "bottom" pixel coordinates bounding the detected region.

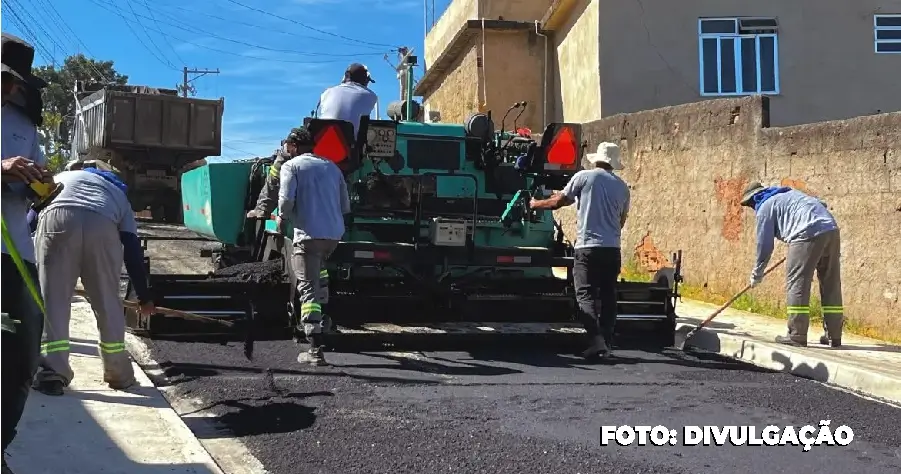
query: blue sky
[{"left": 3, "top": 0, "right": 453, "bottom": 160}]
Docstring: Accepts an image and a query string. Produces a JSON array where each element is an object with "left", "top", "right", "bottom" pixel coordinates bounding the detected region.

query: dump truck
[
  {"left": 124, "top": 67, "right": 682, "bottom": 356},
  {"left": 69, "top": 84, "right": 224, "bottom": 223}
]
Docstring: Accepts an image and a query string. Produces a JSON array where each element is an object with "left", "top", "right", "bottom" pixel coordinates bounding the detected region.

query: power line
[
  {"left": 222, "top": 0, "right": 398, "bottom": 49},
  {"left": 88, "top": 0, "right": 392, "bottom": 59},
  {"left": 138, "top": 0, "right": 187, "bottom": 65},
  {"left": 119, "top": 0, "right": 178, "bottom": 69},
  {"left": 181, "top": 67, "right": 219, "bottom": 97},
  {"left": 25, "top": 0, "right": 115, "bottom": 82}
]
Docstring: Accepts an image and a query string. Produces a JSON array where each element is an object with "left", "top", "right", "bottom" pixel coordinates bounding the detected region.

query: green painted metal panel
[{"left": 181, "top": 160, "right": 254, "bottom": 245}]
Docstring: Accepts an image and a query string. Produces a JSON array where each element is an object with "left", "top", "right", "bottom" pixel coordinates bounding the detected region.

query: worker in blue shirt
[
  {"left": 1, "top": 33, "right": 51, "bottom": 472},
  {"left": 277, "top": 126, "right": 351, "bottom": 366},
  {"left": 30, "top": 165, "right": 156, "bottom": 396},
  {"left": 740, "top": 182, "right": 844, "bottom": 348}
]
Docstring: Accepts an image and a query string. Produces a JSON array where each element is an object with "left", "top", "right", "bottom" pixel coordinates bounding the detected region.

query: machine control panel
[
  {"left": 365, "top": 120, "right": 398, "bottom": 159},
  {"left": 429, "top": 218, "right": 468, "bottom": 247}
]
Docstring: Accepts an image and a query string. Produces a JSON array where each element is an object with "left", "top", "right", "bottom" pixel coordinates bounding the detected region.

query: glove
[{"left": 749, "top": 274, "right": 762, "bottom": 288}]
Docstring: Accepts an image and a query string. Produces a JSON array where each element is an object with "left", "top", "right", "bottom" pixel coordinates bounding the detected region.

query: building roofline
[
  {"left": 414, "top": 19, "right": 546, "bottom": 97},
  {"left": 540, "top": 0, "right": 579, "bottom": 31}
]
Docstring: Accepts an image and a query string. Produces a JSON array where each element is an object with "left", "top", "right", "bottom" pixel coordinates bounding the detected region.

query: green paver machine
[{"left": 125, "top": 59, "right": 681, "bottom": 355}]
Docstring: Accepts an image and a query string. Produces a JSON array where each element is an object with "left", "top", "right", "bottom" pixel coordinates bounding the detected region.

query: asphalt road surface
[{"left": 134, "top": 224, "right": 901, "bottom": 474}]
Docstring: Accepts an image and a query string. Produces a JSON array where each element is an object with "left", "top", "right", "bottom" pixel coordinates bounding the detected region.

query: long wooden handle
[
  {"left": 696, "top": 256, "right": 786, "bottom": 329},
  {"left": 74, "top": 289, "right": 234, "bottom": 328}
]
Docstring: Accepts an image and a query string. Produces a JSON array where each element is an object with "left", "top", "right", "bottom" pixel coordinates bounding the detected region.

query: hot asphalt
[{"left": 133, "top": 223, "right": 901, "bottom": 474}]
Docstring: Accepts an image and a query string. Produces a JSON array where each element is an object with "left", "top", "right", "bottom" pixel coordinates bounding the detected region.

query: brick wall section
[{"left": 554, "top": 96, "right": 901, "bottom": 338}]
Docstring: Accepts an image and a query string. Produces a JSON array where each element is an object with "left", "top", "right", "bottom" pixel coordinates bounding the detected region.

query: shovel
[
  {"left": 673, "top": 257, "right": 786, "bottom": 350},
  {"left": 73, "top": 288, "right": 235, "bottom": 328}
]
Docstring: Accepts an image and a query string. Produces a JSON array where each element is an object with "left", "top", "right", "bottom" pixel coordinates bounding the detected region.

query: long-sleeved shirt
[
  {"left": 752, "top": 189, "right": 839, "bottom": 279},
  {"left": 317, "top": 82, "right": 378, "bottom": 136},
  {"left": 2, "top": 104, "right": 46, "bottom": 264},
  {"left": 278, "top": 154, "right": 351, "bottom": 242}
]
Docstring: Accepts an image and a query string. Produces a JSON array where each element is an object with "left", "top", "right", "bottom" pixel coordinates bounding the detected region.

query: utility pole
[
  {"left": 394, "top": 47, "right": 414, "bottom": 103},
  {"left": 180, "top": 67, "right": 220, "bottom": 97}
]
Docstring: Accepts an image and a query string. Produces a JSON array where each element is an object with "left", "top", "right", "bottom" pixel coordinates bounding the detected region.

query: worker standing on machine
[
  {"left": 1, "top": 32, "right": 51, "bottom": 472},
  {"left": 316, "top": 62, "right": 379, "bottom": 136},
  {"left": 276, "top": 127, "right": 351, "bottom": 366},
  {"left": 246, "top": 131, "right": 305, "bottom": 220},
  {"left": 739, "top": 182, "right": 844, "bottom": 348},
  {"left": 529, "top": 142, "right": 630, "bottom": 361},
  {"left": 31, "top": 164, "right": 156, "bottom": 396}
]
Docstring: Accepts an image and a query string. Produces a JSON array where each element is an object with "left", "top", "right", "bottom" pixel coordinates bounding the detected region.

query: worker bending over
[
  {"left": 246, "top": 129, "right": 305, "bottom": 220},
  {"left": 317, "top": 62, "right": 378, "bottom": 136},
  {"left": 277, "top": 126, "right": 351, "bottom": 366},
  {"left": 2, "top": 32, "right": 50, "bottom": 472},
  {"left": 740, "top": 182, "right": 844, "bottom": 348},
  {"left": 530, "top": 143, "right": 630, "bottom": 360},
  {"left": 31, "top": 166, "right": 156, "bottom": 396}
]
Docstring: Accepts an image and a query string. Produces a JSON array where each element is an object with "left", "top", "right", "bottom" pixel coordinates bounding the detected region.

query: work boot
[
  {"left": 105, "top": 377, "right": 137, "bottom": 391},
  {"left": 774, "top": 335, "right": 807, "bottom": 347},
  {"left": 297, "top": 347, "right": 327, "bottom": 366},
  {"left": 582, "top": 335, "right": 611, "bottom": 360},
  {"left": 245, "top": 209, "right": 268, "bottom": 220},
  {"left": 32, "top": 379, "right": 64, "bottom": 396},
  {"left": 819, "top": 334, "right": 842, "bottom": 348}
]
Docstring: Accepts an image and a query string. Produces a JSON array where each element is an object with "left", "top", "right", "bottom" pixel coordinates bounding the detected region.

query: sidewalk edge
[{"left": 675, "top": 323, "right": 901, "bottom": 405}]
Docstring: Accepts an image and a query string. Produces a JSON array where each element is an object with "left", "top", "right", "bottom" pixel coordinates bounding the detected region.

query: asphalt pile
[{"left": 208, "top": 259, "right": 286, "bottom": 284}]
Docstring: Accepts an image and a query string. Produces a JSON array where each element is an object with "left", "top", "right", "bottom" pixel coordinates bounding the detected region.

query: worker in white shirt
[{"left": 316, "top": 63, "right": 379, "bottom": 136}]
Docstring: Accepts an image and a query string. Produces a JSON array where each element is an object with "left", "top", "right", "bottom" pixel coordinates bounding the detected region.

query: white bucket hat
[{"left": 586, "top": 142, "right": 623, "bottom": 170}]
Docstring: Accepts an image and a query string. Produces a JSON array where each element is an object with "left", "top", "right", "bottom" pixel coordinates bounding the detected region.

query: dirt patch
[
  {"left": 714, "top": 176, "right": 748, "bottom": 242},
  {"left": 633, "top": 232, "right": 670, "bottom": 272}
]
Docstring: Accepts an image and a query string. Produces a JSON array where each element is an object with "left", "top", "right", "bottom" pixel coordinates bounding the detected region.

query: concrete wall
[
  {"left": 426, "top": 0, "right": 478, "bottom": 67},
  {"left": 483, "top": 30, "right": 547, "bottom": 131},
  {"left": 555, "top": 96, "right": 901, "bottom": 338},
  {"left": 597, "top": 0, "right": 901, "bottom": 126},
  {"left": 421, "top": 44, "right": 483, "bottom": 125},
  {"left": 550, "top": 0, "right": 600, "bottom": 124}
]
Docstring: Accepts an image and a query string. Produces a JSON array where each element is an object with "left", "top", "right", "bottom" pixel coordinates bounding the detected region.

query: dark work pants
[
  {"left": 1, "top": 253, "right": 44, "bottom": 451},
  {"left": 573, "top": 247, "right": 621, "bottom": 342}
]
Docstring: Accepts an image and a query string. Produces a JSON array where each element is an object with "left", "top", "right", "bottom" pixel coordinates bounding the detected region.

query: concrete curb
[{"left": 676, "top": 322, "right": 901, "bottom": 405}]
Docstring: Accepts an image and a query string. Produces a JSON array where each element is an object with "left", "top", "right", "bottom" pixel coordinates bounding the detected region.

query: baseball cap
[{"left": 345, "top": 63, "right": 375, "bottom": 84}]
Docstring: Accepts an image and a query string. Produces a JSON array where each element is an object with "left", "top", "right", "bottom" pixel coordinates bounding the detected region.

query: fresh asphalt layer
[{"left": 134, "top": 223, "right": 901, "bottom": 474}]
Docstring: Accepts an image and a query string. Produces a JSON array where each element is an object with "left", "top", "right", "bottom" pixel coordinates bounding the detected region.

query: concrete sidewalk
[
  {"left": 676, "top": 298, "right": 901, "bottom": 404},
  {"left": 5, "top": 297, "right": 224, "bottom": 474}
]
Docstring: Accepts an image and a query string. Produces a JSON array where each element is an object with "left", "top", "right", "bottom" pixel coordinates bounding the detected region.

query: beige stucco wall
[
  {"left": 483, "top": 30, "right": 547, "bottom": 131},
  {"left": 482, "top": 0, "right": 551, "bottom": 22},
  {"left": 597, "top": 0, "right": 901, "bottom": 126},
  {"left": 421, "top": 44, "right": 483, "bottom": 125},
  {"left": 425, "top": 0, "right": 478, "bottom": 66},
  {"left": 551, "top": 0, "right": 601, "bottom": 123}
]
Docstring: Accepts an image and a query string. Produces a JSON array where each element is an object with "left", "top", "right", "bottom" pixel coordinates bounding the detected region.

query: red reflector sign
[
  {"left": 546, "top": 126, "right": 578, "bottom": 167},
  {"left": 313, "top": 125, "right": 350, "bottom": 164}
]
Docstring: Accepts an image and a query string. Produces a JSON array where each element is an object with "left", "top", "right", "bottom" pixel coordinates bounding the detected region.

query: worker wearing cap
[
  {"left": 739, "top": 182, "right": 844, "bottom": 348},
  {"left": 31, "top": 166, "right": 156, "bottom": 396},
  {"left": 277, "top": 127, "right": 351, "bottom": 366},
  {"left": 1, "top": 32, "right": 51, "bottom": 468},
  {"left": 316, "top": 63, "right": 379, "bottom": 136},
  {"left": 246, "top": 128, "right": 306, "bottom": 220},
  {"left": 530, "top": 142, "right": 630, "bottom": 360}
]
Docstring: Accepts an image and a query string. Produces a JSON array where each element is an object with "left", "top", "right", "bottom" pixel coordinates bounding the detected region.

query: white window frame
[
  {"left": 875, "top": 14, "right": 901, "bottom": 54},
  {"left": 698, "top": 17, "right": 780, "bottom": 97}
]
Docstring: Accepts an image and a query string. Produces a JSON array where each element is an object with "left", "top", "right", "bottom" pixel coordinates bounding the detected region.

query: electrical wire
[
  {"left": 119, "top": 0, "right": 179, "bottom": 69},
  {"left": 137, "top": 0, "right": 187, "bottom": 66}
]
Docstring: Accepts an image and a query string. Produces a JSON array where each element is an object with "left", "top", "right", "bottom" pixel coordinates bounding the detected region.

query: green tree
[
  {"left": 34, "top": 54, "right": 128, "bottom": 152},
  {"left": 38, "top": 111, "right": 67, "bottom": 172}
]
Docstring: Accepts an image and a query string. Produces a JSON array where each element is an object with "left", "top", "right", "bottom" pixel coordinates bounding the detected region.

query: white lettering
[{"left": 683, "top": 426, "right": 703, "bottom": 446}]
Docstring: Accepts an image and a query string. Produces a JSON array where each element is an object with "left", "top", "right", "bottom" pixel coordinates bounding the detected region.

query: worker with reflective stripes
[
  {"left": 740, "top": 182, "right": 844, "bottom": 348},
  {"left": 2, "top": 32, "right": 50, "bottom": 472},
  {"left": 277, "top": 126, "right": 350, "bottom": 365},
  {"left": 31, "top": 166, "right": 156, "bottom": 396},
  {"left": 246, "top": 130, "right": 304, "bottom": 219}
]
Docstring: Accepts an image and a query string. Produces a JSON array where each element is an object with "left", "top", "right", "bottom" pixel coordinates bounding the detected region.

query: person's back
[
  {"left": 44, "top": 170, "right": 136, "bottom": 233},
  {"left": 318, "top": 82, "right": 378, "bottom": 136},
  {"left": 281, "top": 154, "right": 348, "bottom": 242},
  {"left": 757, "top": 189, "right": 837, "bottom": 243},
  {"left": 567, "top": 168, "right": 631, "bottom": 248}
]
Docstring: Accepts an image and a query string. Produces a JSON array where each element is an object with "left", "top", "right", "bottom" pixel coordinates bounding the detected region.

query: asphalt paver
[{"left": 135, "top": 224, "right": 901, "bottom": 474}]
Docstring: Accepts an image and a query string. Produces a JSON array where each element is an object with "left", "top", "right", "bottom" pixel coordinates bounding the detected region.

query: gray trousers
[
  {"left": 253, "top": 152, "right": 291, "bottom": 215},
  {"left": 785, "top": 229, "right": 844, "bottom": 340},
  {"left": 291, "top": 239, "right": 337, "bottom": 337},
  {"left": 34, "top": 207, "right": 135, "bottom": 386}
]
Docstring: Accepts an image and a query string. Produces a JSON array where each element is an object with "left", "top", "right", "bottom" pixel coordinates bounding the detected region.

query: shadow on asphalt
[{"left": 771, "top": 351, "right": 831, "bottom": 383}]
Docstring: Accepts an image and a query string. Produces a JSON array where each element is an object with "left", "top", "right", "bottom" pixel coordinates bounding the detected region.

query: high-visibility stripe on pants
[{"left": 40, "top": 339, "right": 69, "bottom": 356}]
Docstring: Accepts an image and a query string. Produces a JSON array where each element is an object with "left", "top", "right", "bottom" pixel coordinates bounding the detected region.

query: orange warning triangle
[
  {"left": 547, "top": 126, "right": 577, "bottom": 166},
  {"left": 313, "top": 125, "right": 350, "bottom": 163}
]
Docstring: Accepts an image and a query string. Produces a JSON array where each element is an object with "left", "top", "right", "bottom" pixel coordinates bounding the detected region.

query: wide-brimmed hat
[
  {"left": 1, "top": 33, "right": 47, "bottom": 88},
  {"left": 345, "top": 63, "right": 375, "bottom": 85},
  {"left": 739, "top": 181, "right": 766, "bottom": 206},
  {"left": 586, "top": 142, "right": 623, "bottom": 170}
]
